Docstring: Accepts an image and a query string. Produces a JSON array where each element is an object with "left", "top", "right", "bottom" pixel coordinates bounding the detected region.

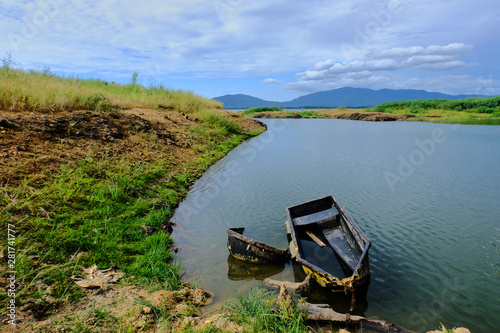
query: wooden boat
[
  {"left": 285, "top": 196, "right": 371, "bottom": 292},
  {"left": 227, "top": 227, "right": 289, "bottom": 264}
]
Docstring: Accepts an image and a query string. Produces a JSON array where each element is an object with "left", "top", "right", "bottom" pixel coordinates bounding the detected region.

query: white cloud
[
  {"left": 263, "top": 78, "right": 284, "bottom": 84},
  {"left": 291, "top": 43, "right": 475, "bottom": 92},
  {"left": 376, "top": 43, "right": 473, "bottom": 58}
]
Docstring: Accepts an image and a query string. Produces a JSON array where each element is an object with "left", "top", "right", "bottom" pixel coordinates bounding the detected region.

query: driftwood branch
[
  {"left": 301, "top": 301, "right": 414, "bottom": 332},
  {"left": 263, "top": 273, "right": 313, "bottom": 294},
  {"left": 299, "top": 302, "right": 364, "bottom": 322},
  {"left": 264, "top": 278, "right": 415, "bottom": 333}
]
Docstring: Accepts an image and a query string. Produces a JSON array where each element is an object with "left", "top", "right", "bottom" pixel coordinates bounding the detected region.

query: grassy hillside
[
  {"left": 0, "top": 65, "right": 265, "bottom": 330},
  {"left": 0, "top": 64, "right": 219, "bottom": 112}
]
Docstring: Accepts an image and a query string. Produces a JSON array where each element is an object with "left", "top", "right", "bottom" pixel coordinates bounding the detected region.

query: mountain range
[{"left": 213, "top": 87, "right": 479, "bottom": 109}]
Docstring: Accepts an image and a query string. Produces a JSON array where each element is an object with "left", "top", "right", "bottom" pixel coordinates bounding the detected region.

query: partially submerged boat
[
  {"left": 227, "top": 227, "right": 289, "bottom": 264},
  {"left": 227, "top": 254, "right": 285, "bottom": 281},
  {"left": 285, "top": 196, "right": 371, "bottom": 292}
]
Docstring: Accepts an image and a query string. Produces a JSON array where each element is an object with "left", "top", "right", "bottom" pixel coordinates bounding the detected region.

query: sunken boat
[
  {"left": 227, "top": 227, "right": 289, "bottom": 264},
  {"left": 285, "top": 196, "right": 371, "bottom": 292}
]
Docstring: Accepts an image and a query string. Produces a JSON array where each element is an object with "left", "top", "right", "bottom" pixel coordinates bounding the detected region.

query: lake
[{"left": 171, "top": 118, "right": 500, "bottom": 332}]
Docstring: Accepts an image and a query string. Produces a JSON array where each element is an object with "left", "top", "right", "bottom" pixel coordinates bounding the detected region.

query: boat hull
[
  {"left": 286, "top": 196, "right": 371, "bottom": 292},
  {"left": 227, "top": 227, "right": 289, "bottom": 264}
]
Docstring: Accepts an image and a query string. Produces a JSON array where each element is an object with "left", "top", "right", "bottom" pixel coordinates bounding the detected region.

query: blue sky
[{"left": 2, "top": 0, "right": 500, "bottom": 101}]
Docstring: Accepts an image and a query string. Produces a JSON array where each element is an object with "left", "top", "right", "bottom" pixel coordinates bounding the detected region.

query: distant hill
[
  {"left": 213, "top": 88, "right": 479, "bottom": 109},
  {"left": 213, "top": 94, "right": 280, "bottom": 109}
]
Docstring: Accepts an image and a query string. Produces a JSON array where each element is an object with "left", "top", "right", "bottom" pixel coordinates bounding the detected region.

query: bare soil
[{"left": 0, "top": 108, "right": 264, "bottom": 187}]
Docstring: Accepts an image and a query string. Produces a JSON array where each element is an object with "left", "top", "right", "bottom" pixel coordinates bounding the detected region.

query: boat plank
[
  {"left": 306, "top": 231, "right": 326, "bottom": 247},
  {"left": 322, "top": 227, "right": 359, "bottom": 271},
  {"left": 293, "top": 207, "right": 338, "bottom": 226}
]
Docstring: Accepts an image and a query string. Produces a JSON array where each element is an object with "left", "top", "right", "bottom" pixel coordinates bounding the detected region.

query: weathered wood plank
[{"left": 306, "top": 230, "right": 326, "bottom": 247}]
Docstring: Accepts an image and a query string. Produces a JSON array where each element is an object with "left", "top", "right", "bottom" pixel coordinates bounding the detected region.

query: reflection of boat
[
  {"left": 227, "top": 255, "right": 285, "bottom": 281},
  {"left": 227, "top": 227, "right": 289, "bottom": 264},
  {"left": 285, "top": 196, "right": 371, "bottom": 292}
]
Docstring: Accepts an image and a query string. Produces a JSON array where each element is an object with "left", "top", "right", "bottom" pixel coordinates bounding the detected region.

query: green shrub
[
  {"left": 371, "top": 96, "right": 500, "bottom": 114},
  {"left": 242, "top": 106, "right": 282, "bottom": 114},
  {"left": 299, "top": 110, "right": 316, "bottom": 117}
]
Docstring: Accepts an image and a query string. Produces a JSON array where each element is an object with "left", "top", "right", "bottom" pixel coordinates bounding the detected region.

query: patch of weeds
[
  {"left": 84, "top": 92, "right": 111, "bottom": 111},
  {"left": 182, "top": 322, "right": 224, "bottom": 333},
  {"left": 129, "top": 235, "right": 181, "bottom": 289},
  {"left": 407, "top": 108, "right": 428, "bottom": 114},
  {"left": 242, "top": 106, "right": 282, "bottom": 114},
  {"left": 438, "top": 323, "right": 455, "bottom": 333},
  {"left": 299, "top": 110, "right": 317, "bottom": 117},
  {"left": 136, "top": 299, "right": 178, "bottom": 331},
  {"left": 197, "top": 109, "right": 241, "bottom": 135},
  {"left": 91, "top": 307, "right": 118, "bottom": 327},
  {"left": 223, "top": 287, "right": 308, "bottom": 333}
]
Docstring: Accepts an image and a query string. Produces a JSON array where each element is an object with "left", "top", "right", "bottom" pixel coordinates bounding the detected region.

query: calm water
[{"left": 172, "top": 119, "right": 500, "bottom": 332}]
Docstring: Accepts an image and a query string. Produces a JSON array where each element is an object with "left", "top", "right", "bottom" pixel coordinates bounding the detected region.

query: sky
[{"left": 1, "top": 0, "right": 500, "bottom": 101}]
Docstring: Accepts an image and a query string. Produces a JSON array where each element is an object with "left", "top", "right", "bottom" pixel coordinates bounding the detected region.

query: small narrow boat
[
  {"left": 227, "top": 227, "right": 289, "bottom": 264},
  {"left": 285, "top": 196, "right": 371, "bottom": 291}
]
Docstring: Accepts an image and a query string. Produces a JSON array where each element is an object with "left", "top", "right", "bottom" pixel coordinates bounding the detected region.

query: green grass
[
  {"left": 369, "top": 96, "right": 500, "bottom": 114},
  {"left": 0, "top": 64, "right": 222, "bottom": 114},
  {"left": 363, "top": 97, "right": 500, "bottom": 125},
  {"left": 0, "top": 137, "right": 254, "bottom": 310},
  {"left": 241, "top": 106, "right": 282, "bottom": 115},
  {"left": 436, "top": 323, "right": 456, "bottom": 333},
  {"left": 299, "top": 110, "right": 320, "bottom": 118},
  {"left": 2, "top": 156, "right": 183, "bottom": 300},
  {"left": 223, "top": 287, "right": 308, "bottom": 333}
]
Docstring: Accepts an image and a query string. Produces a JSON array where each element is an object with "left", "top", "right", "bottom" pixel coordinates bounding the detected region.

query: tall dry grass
[{"left": 0, "top": 66, "right": 222, "bottom": 114}]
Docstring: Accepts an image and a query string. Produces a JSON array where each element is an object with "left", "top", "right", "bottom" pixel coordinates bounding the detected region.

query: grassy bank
[
  {"left": 0, "top": 65, "right": 265, "bottom": 331},
  {"left": 367, "top": 96, "right": 500, "bottom": 125},
  {"left": 240, "top": 96, "right": 500, "bottom": 125},
  {"left": 0, "top": 60, "right": 221, "bottom": 114}
]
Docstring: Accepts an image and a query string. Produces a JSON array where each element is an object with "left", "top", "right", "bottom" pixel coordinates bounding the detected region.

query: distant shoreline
[{"left": 240, "top": 108, "right": 500, "bottom": 125}]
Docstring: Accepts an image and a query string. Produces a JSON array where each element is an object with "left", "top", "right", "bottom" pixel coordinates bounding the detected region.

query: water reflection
[{"left": 227, "top": 255, "right": 286, "bottom": 281}]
